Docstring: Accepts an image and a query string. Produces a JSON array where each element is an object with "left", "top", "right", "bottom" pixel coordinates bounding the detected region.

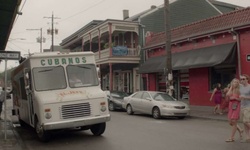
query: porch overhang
[
  {"left": 138, "top": 42, "right": 236, "bottom": 73},
  {"left": 0, "top": 0, "right": 22, "bottom": 50}
]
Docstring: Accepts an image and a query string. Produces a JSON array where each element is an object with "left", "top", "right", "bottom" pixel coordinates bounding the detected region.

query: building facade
[
  {"left": 60, "top": 0, "right": 241, "bottom": 96},
  {"left": 139, "top": 7, "right": 250, "bottom": 106},
  {"left": 61, "top": 19, "right": 142, "bottom": 93}
]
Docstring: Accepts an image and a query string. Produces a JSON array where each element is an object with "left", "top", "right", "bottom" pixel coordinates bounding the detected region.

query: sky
[{"left": 1, "top": 0, "right": 250, "bottom": 72}]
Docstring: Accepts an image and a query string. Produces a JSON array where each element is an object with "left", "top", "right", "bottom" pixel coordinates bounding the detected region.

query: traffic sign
[{"left": 0, "top": 51, "right": 20, "bottom": 60}]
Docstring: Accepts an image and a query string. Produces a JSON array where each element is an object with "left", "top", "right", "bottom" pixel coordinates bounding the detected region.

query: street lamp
[
  {"left": 26, "top": 28, "right": 45, "bottom": 53},
  {"left": 8, "top": 38, "right": 26, "bottom": 41}
]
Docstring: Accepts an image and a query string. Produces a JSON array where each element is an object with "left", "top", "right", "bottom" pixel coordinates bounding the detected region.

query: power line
[
  {"left": 8, "top": 41, "right": 29, "bottom": 53},
  {"left": 58, "top": 0, "right": 107, "bottom": 23}
]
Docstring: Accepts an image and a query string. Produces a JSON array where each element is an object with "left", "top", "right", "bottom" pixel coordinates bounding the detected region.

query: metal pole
[
  {"left": 40, "top": 28, "right": 43, "bottom": 53},
  {"left": 4, "top": 59, "right": 7, "bottom": 140},
  {"left": 26, "top": 28, "right": 43, "bottom": 53},
  {"left": 44, "top": 13, "right": 60, "bottom": 52},
  {"left": 52, "top": 12, "right": 54, "bottom": 52},
  {"left": 164, "top": 0, "right": 173, "bottom": 96}
]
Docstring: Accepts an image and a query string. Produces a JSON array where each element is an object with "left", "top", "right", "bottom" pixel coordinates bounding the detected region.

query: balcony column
[
  {"left": 131, "top": 32, "right": 134, "bottom": 48},
  {"left": 123, "top": 33, "right": 125, "bottom": 46},
  {"left": 98, "top": 28, "right": 101, "bottom": 59},
  {"left": 109, "top": 63, "right": 113, "bottom": 91},
  {"left": 89, "top": 33, "right": 92, "bottom": 52},
  {"left": 81, "top": 37, "right": 84, "bottom": 51},
  {"left": 108, "top": 23, "right": 112, "bottom": 56}
]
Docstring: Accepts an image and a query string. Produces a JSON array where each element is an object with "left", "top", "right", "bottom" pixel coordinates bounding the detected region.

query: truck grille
[{"left": 61, "top": 103, "right": 91, "bottom": 119}]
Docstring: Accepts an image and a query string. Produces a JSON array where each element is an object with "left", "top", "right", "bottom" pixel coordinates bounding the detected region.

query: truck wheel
[
  {"left": 90, "top": 123, "right": 106, "bottom": 136},
  {"left": 35, "top": 118, "right": 51, "bottom": 142}
]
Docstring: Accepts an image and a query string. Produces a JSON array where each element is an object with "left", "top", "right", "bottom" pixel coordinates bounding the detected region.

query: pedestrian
[
  {"left": 225, "top": 78, "right": 243, "bottom": 142},
  {"left": 69, "top": 74, "right": 83, "bottom": 87},
  {"left": 0, "top": 87, "right": 10, "bottom": 120},
  {"left": 239, "top": 74, "right": 250, "bottom": 143},
  {"left": 210, "top": 83, "right": 223, "bottom": 114},
  {"left": 220, "top": 84, "right": 230, "bottom": 114}
]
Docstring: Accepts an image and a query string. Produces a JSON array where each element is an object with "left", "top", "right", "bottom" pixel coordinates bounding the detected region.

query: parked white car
[{"left": 122, "top": 91, "right": 190, "bottom": 119}]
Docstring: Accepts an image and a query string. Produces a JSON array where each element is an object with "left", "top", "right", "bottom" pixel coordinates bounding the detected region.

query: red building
[{"left": 139, "top": 7, "right": 250, "bottom": 106}]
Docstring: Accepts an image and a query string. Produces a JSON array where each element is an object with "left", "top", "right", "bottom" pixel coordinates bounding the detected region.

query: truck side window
[{"left": 20, "top": 77, "right": 27, "bottom": 100}]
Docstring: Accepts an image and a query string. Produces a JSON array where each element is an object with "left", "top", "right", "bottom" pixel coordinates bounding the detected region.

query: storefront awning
[
  {"left": 138, "top": 56, "right": 165, "bottom": 74},
  {"left": 138, "top": 42, "right": 236, "bottom": 73}
]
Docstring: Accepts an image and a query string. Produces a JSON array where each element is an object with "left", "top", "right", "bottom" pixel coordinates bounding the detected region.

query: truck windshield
[
  {"left": 67, "top": 64, "right": 99, "bottom": 88},
  {"left": 33, "top": 66, "right": 67, "bottom": 91}
]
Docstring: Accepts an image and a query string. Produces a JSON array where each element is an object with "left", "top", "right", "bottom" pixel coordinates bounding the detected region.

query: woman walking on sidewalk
[
  {"left": 210, "top": 83, "right": 223, "bottom": 114},
  {"left": 225, "top": 78, "right": 243, "bottom": 142}
]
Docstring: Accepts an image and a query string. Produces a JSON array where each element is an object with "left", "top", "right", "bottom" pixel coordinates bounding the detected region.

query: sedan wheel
[
  {"left": 152, "top": 107, "right": 161, "bottom": 119},
  {"left": 109, "top": 102, "right": 115, "bottom": 111},
  {"left": 126, "top": 104, "right": 134, "bottom": 115}
]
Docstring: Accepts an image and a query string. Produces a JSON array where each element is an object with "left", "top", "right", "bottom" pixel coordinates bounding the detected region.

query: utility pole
[
  {"left": 26, "top": 28, "right": 45, "bottom": 53},
  {"left": 164, "top": 0, "right": 173, "bottom": 96},
  {"left": 44, "top": 12, "right": 60, "bottom": 52}
]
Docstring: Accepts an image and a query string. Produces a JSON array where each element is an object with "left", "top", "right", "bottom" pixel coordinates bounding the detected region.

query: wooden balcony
[{"left": 94, "top": 47, "right": 140, "bottom": 65}]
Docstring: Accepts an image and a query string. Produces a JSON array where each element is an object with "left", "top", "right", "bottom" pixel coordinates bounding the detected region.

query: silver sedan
[{"left": 122, "top": 91, "right": 190, "bottom": 119}]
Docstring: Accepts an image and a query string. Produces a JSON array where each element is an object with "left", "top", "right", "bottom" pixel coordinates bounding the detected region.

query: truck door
[{"left": 24, "top": 68, "right": 34, "bottom": 126}]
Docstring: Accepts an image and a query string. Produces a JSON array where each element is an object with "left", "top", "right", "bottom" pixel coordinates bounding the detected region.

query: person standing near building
[
  {"left": 69, "top": 74, "right": 83, "bottom": 87},
  {"left": 210, "top": 83, "right": 223, "bottom": 114},
  {"left": 239, "top": 74, "right": 250, "bottom": 143},
  {"left": 0, "top": 87, "right": 8, "bottom": 120},
  {"left": 225, "top": 78, "right": 243, "bottom": 142},
  {"left": 220, "top": 84, "right": 230, "bottom": 114}
]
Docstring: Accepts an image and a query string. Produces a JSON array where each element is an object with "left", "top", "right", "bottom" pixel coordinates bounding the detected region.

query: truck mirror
[{"left": 25, "top": 73, "right": 29, "bottom": 79}]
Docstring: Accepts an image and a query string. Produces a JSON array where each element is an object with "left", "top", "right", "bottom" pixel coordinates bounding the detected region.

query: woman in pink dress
[
  {"left": 225, "top": 78, "right": 243, "bottom": 142},
  {"left": 210, "top": 83, "right": 223, "bottom": 114}
]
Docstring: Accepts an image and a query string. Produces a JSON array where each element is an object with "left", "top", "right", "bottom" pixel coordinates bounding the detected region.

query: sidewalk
[
  {"left": 189, "top": 105, "right": 228, "bottom": 121},
  {"left": 0, "top": 99, "right": 228, "bottom": 150},
  {"left": 0, "top": 120, "right": 23, "bottom": 150},
  {"left": 180, "top": 99, "right": 228, "bottom": 121},
  {"left": 0, "top": 98, "right": 23, "bottom": 150}
]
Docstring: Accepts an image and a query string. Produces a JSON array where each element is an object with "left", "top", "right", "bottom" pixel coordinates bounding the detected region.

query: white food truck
[{"left": 11, "top": 52, "right": 110, "bottom": 141}]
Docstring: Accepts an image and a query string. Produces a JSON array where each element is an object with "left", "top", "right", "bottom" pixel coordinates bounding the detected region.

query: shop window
[{"left": 209, "top": 67, "right": 236, "bottom": 90}]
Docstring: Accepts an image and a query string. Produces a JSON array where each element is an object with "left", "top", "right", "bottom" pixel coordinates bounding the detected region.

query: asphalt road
[{"left": 15, "top": 111, "right": 249, "bottom": 150}]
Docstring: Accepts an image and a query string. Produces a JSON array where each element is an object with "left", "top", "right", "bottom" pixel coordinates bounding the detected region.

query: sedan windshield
[{"left": 151, "top": 92, "right": 175, "bottom": 101}]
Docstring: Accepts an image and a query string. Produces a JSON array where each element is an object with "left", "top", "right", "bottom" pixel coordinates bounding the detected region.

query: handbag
[{"left": 232, "top": 103, "right": 238, "bottom": 110}]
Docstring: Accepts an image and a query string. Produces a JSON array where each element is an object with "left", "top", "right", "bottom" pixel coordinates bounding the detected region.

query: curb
[{"left": 189, "top": 115, "right": 228, "bottom": 122}]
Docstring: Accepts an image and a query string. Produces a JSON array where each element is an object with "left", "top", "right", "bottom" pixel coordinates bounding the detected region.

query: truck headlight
[
  {"left": 45, "top": 112, "right": 52, "bottom": 119},
  {"left": 44, "top": 108, "right": 52, "bottom": 119},
  {"left": 100, "top": 102, "right": 107, "bottom": 112}
]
